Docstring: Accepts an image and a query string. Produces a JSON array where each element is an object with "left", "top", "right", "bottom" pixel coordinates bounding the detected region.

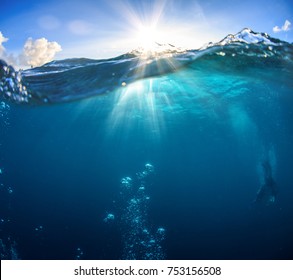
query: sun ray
[{"left": 104, "top": 0, "right": 192, "bottom": 139}]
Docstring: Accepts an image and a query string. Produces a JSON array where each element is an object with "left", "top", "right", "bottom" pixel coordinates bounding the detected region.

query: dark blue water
[{"left": 0, "top": 29, "right": 293, "bottom": 259}]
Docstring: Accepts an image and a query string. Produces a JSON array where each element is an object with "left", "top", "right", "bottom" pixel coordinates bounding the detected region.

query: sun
[{"left": 136, "top": 24, "right": 166, "bottom": 52}]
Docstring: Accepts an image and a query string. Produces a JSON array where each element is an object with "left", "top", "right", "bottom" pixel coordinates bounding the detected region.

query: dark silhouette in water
[{"left": 254, "top": 160, "right": 277, "bottom": 205}]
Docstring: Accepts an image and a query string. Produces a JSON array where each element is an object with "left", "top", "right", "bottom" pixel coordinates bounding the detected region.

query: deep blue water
[{"left": 0, "top": 29, "right": 293, "bottom": 259}]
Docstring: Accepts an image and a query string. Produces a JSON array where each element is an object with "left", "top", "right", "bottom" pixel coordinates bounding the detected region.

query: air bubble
[
  {"left": 35, "top": 225, "right": 43, "bottom": 231},
  {"left": 105, "top": 163, "right": 165, "bottom": 259},
  {"left": 121, "top": 177, "right": 132, "bottom": 188},
  {"left": 103, "top": 213, "right": 115, "bottom": 223},
  {"left": 144, "top": 163, "right": 154, "bottom": 173},
  {"left": 157, "top": 227, "right": 165, "bottom": 235},
  {"left": 75, "top": 247, "right": 84, "bottom": 260}
]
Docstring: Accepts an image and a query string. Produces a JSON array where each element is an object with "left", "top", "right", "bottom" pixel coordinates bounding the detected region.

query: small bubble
[
  {"left": 104, "top": 213, "right": 115, "bottom": 223},
  {"left": 157, "top": 227, "right": 165, "bottom": 234},
  {"left": 130, "top": 198, "right": 137, "bottom": 204},
  {"left": 121, "top": 176, "right": 132, "bottom": 188},
  {"left": 145, "top": 163, "right": 154, "bottom": 173},
  {"left": 75, "top": 247, "right": 84, "bottom": 260},
  {"left": 35, "top": 225, "right": 43, "bottom": 232},
  {"left": 121, "top": 82, "right": 127, "bottom": 87}
]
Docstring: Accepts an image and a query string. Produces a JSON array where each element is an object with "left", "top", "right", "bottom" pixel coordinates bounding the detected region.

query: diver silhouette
[{"left": 254, "top": 160, "right": 277, "bottom": 205}]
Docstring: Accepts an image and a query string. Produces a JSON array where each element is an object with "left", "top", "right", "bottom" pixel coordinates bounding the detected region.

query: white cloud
[
  {"left": 1, "top": 31, "right": 62, "bottom": 68},
  {"left": 0, "top": 31, "right": 8, "bottom": 55},
  {"left": 68, "top": 20, "right": 93, "bottom": 35},
  {"left": 20, "top": 37, "right": 62, "bottom": 67},
  {"left": 0, "top": 32, "right": 17, "bottom": 66},
  {"left": 273, "top": 20, "right": 291, "bottom": 33}
]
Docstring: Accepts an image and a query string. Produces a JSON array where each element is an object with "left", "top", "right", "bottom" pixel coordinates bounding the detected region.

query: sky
[{"left": 0, "top": 0, "right": 292, "bottom": 68}]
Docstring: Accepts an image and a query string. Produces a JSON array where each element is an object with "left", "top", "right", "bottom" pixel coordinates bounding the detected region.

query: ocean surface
[{"left": 0, "top": 29, "right": 293, "bottom": 260}]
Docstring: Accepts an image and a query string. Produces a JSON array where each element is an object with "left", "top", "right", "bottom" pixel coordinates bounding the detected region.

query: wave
[{"left": 0, "top": 28, "right": 292, "bottom": 104}]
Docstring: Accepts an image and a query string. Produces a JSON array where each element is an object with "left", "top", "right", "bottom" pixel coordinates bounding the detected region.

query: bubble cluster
[
  {"left": 75, "top": 247, "right": 84, "bottom": 260},
  {"left": 7, "top": 187, "right": 13, "bottom": 194},
  {"left": 34, "top": 225, "right": 44, "bottom": 232},
  {"left": 0, "top": 197, "right": 16, "bottom": 259},
  {"left": 0, "top": 101, "right": 10, "bottom": 126},
  {"left": 0, "top": 101, "right": 9, "bottom": 114},
  {"left": 0, "top": 95, "right": 19, "bottom": 259},
  {"left": 121, "top": 176, "right": 132, "bottom": 189},
  {"left": 0, "top": 152, "right": 14, "bottom": 196},
  {"left": 0, "top": 238, "right": 19, "bottom": 260},
  {"left": 136, "top": 163, "right": 155, "bottom": 180},
  {"left": 0, "top": 60, "right": 31, "bottom": 103},
  {"left": 118, "top": 163, "right": 165, "bottom": 260},
  {"left": 0, "top": 178, "right": 14, "bottom": 195}
]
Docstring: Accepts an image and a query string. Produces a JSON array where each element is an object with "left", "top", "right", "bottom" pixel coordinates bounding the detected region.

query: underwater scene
[{"left": 0, "top": 28, "right": 293, "bottom": 260}]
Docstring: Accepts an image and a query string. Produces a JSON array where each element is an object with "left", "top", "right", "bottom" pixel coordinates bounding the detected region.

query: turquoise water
[{"left": 0, "top": 29, "right": 293, "bottom": 259}]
